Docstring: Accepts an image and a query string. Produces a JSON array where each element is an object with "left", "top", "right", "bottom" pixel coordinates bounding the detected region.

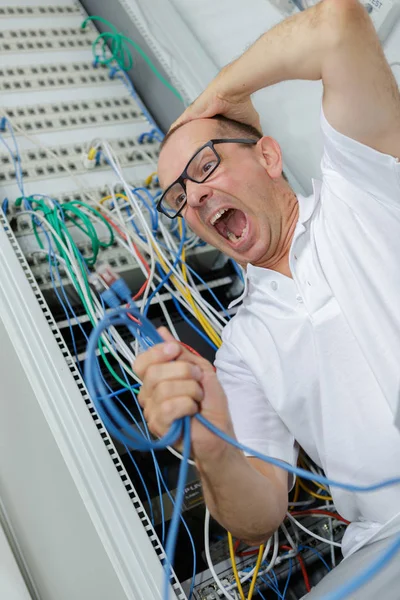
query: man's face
[{"left": 158, "top": 119, "right": 284, "bottom": 268}]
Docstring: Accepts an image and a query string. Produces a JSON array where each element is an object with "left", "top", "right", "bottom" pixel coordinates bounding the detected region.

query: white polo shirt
[{"left": 215, "top": 108, "right": 400, "bottom": 558}]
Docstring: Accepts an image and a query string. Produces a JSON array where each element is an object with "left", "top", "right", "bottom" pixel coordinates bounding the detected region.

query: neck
[{"left": 261, "top": 192, "right": 299, "bottom": 277}]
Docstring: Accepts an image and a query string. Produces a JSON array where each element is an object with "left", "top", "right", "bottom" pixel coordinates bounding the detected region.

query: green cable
[
  {"left": 27, "top": 198, "right": 135, "bottom": 386},
  {"left": 81, "top": 15, "right": 183, "bottom": 101},
  {"left": 68, "top": 200, "right": 115, "bottom": 248}
]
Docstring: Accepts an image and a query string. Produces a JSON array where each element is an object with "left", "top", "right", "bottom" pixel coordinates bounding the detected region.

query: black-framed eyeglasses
[{"left": 156, "top": 138, "right": 258, "bottom": 219}]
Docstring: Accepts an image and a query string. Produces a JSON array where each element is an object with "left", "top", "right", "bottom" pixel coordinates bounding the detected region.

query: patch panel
[
  {"left": 0, "top": 136, "right": 158, "bottom": 185},
  {"left": 2, "top": 96, "right": 144, "bottom": 134},
  {"left": 0, "top": 61, "right": 114, "bottom": 93},
  {"left": 0, "top": 25, "right": 97, "bottom": 54},
  {"left": 5, "top": 182, "right": 161, "bottom": 217},
  {"left": 27, "top": 245, "right": 224, "bottom": 298},
  {"left": 186, "top": 518, "right": 345, "bottom": 600},
  {"left": 0, "top": 5, "right": 80, "bottom": 18}
]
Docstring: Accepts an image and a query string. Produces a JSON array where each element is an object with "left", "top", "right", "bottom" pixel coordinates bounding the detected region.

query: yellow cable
[
  {"left": 99, "top": 193, "right": 128, "bottom": 206},
  {"left": 98, "top": 194, "right": 222, "bottom": 347},
  {"left": 297, "top": 477, "right": 333, "bottom": 501},
  {"left": 144, "top": 171, "right": 157, "bottom": 187},
  {"left": 228, "top": 532, "right": 245, "bottom": 600},
  {"left": 298, "top": 456, "right": 332, "bottom": 496},
  {"left": 178, "top": 220, "right": 221, "bottom": 347},
  {"left": 88, "top": 147, "right": 97, "bottom": 160},
  {"left": 289, "top": 479, "right": 300, "bottom": 511},
  {"left": 247, "top": 544, "right": 265, "bottom": 600}
]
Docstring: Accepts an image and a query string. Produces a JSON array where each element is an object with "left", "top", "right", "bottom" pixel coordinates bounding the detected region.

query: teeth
[
  {"left": 226, "top": 222, "right": 248, "bottom": 243},
  {"left": 210, "top": 208, "right": 228, "bottom": 226},
  {"left": 227, "top": 227, "right": 246, "bottom": 243}
]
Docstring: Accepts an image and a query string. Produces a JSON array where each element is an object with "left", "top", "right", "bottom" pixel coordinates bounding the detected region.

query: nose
[{"left": 185, "top": 179, "right": 213, "bottom": 209}]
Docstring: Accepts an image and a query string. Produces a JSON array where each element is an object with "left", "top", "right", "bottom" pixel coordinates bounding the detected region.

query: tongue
[{"left": 225, "top": 209, "right": 247, "bottom": 237}]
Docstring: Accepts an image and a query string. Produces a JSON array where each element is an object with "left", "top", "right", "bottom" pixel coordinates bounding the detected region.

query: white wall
[{"left": 170, "top": 0, "right": 400, "bottom": 194}]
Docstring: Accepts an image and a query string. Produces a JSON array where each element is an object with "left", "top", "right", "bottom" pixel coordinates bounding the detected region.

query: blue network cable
[
  {"left": 84, "top": 280, "right": 400, "bottom": 600},
  {"left": 122, "top": 441, "right": 155, "bottom": 527},
  {"left": 280, "top": 557, "right": 293, "bottom": 599},
  {"left": 300, "top": 545, "right": 331, "bottom": 573},
  {"left": 172, "top": 295, "right": 218, "bottom": 352},
  {"left": 156, "top": 467, "right": 196, "bottom": 600},
  {"left": 230, "top": 258, "right": 245, "bottom": 283},
  {"left": 143, "top": 223, "right": 186, "bottom": 316},
  {"left": 259, "top": 574, "right": 284, "bottom": 599},
  {"left": 113, "top": 357, "right": 166, "bottom": 543},
  {"left": 155, "top": 237, "right": 232, "bottom": 322},
  {"left": 112, "top": 67, "right": 164, "bottom": 139},
  {"left": 0, "top": 117, "right": 25, "bottom": 196}
]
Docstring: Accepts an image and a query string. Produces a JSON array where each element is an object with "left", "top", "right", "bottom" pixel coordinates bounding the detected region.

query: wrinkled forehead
[{"left": 157, "top": 119, "right": 222, "bottom": 190}]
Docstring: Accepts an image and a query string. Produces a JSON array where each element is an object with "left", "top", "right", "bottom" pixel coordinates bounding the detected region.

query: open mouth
[{"left": 210, "top": 208, "right": 248, "bottom": 244}]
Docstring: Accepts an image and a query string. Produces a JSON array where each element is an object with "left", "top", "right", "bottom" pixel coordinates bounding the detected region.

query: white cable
[
  {"left": 166, "top": 445, "right": 196, "bottom": 466},
  {"left": 204, "top": 509, "right": 237, "bottom": 600},
  {"left": 94, "top": 139, "right": 227, "bottom": 334},
  {"left": 0, "top": 109, "right": 97, "bottom": 204},
  {"left": 77, "top": 203, "right": 181, "bottom": 340},
  {"left": 232, "top": 535, "right": 273, "bottom": 588},
  {"left": 280, "top": 521, "right": 298, "bottom": 551},
  {"left": 286, "top": 512, "right": 342, "bottom": 547},
  {"left": 16, "top": 210, "right": 138, "bottom": 379},
  {"left": 259, "top": 530, "right": 280, "bottom": 577},
  {"left": 287, "top": 500, "right": 314, "bottom": 507}
]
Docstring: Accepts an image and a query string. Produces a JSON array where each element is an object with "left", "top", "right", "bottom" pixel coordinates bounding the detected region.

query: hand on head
[{"left": 171, "top": 70, "right": 262, "bottom": 133}]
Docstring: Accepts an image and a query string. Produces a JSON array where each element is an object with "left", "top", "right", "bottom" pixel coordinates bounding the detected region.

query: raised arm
[{"left": 175, "top": 0, "right": 400, "bottom": 157}]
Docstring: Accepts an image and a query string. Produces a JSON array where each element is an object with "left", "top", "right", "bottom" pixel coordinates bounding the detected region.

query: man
[{"left": 134, "top": 0, "right": 400, "bottom": 596}]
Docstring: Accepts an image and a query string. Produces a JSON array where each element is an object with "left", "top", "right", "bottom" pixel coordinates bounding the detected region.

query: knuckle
[
  {"left": 191, "top": 381, "right": 203, "bottom": 401},
  {"left": 154, "top": 380, "right": 171, "bottom": 401},
  {"left": 133, "top": 356, "right": 144, "bottom": 377},
  {"left": 178, "top": 361, "right": 195, "bottom": 378},
  {"left": 160, "top": 399, "right": 174, "bottom": 421},
  {"left": 146, "top": 364, "right": 162, "bottom": 387},
  {"left": 147, "top": 417, "right": 159, "bottom": 437}
]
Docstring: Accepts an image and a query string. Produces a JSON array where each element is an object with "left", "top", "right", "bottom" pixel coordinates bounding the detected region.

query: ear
[{"left": 256, "top": 136, "right": 283, "bottom": 180}]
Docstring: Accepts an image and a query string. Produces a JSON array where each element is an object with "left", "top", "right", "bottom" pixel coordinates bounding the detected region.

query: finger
[
  {"left": 148, "top": 396, "right": 199, "bottom": 437},
  {"left": 157, "top": 326, "right": 177, "bottom": 343},
  {"left": 133, "top": 338, "right": 182, "bottom": 379},
  {"left": 157, "top": 326, "right": 208, "bottom": 363},
  {"left": 153, "top": 379, "right": 204, "bottom": 406},
  {"left": 145, "top": 360, "right": 203, "bottom": 394}
]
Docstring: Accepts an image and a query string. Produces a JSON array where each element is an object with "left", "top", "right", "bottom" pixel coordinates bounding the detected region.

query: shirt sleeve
[
  {"left": 320, "top": 107, "right": 400, "bottom": 207},
  {"left": 214, "top": 337, "right": 298, "bottom": 473}
]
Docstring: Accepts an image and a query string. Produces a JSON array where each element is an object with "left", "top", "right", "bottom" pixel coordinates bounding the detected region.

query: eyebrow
[{"left": 160, "top": 142, "right": 205, "bottom": 191}]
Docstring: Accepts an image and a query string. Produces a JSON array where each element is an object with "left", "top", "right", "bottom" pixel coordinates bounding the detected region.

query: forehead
[{"left": 157, "top": 119, "right": 222, "bottom": 189}]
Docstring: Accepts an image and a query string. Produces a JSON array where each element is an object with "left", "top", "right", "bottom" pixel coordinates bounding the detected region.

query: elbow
[
  {"left": 231, "top": 506, "right": 287, "bottom": 548},
  {"left": 317, "top": 0, "right": 374, "bottom": 52}
]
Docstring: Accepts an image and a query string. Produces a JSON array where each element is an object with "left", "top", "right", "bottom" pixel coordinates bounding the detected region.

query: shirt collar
[{"left": 227, "top": 184, "right": 320, "bottom": 310}]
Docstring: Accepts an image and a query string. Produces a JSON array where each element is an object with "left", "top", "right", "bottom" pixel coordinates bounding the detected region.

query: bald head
[{"left": 160, "top": 114, "right": 262, "bottom": 153}]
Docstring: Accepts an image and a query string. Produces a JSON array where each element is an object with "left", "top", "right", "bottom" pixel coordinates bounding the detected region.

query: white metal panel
[{"left": 0, "top": 520, "right": 31, "bottom": 600}]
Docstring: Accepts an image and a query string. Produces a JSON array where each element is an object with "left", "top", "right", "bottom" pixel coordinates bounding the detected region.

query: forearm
[
  {"left": 196, "top": 445, "right": 287, "bottom": 544},
  {"left": 219, "top": 0, "right": 365, "bottom": 98}
]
